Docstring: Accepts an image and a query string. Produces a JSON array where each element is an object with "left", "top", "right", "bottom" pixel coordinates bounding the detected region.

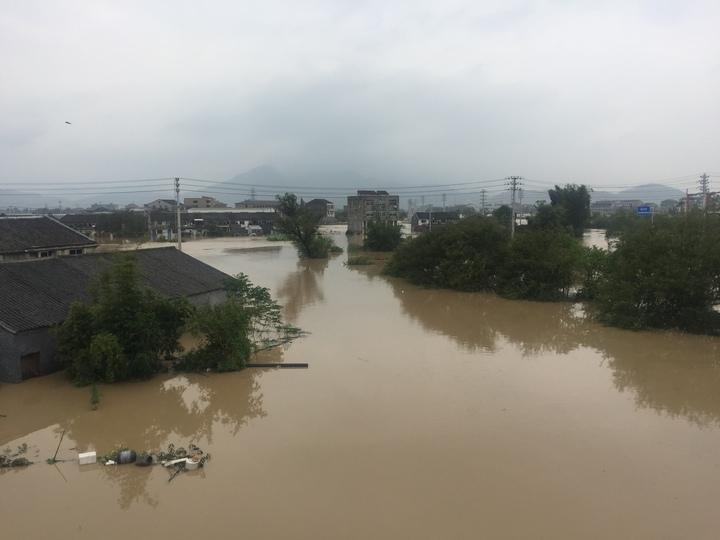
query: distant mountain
[
  {"left": 0, "top": 189, "right": 70, "bottom": 210},
  {"left": 489, "top": 183, "right": 684, "bottom": 206}
]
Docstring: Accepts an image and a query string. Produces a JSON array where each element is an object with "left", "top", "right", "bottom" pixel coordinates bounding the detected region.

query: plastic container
[
  {"left": 78, "top": 451, "right": 97, "bottom": 465},
  {"left": 118, "top": 450, "right": 137, "bottom": 464}
]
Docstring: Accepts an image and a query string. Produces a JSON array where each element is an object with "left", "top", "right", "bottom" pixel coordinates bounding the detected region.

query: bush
[
  {"left": 347, "top": 255, "right": 373, "bottom": 266},
  {"left": 385, "top": 216, "right": 509, "bottom": 291},
  {"left": 595, "top": 214, "right": 720, "bottom": 333},
  {"left": 498, "top": 227, "right": 583, "bottom": 301},
  {"left": 365, "top": 221, "right": 402, "bottom": 251},
  {"left": 55, "top": 254, "right": 190, "bottom": 385},
  {"left": 181, "top": 300, "right": 253, "bottom": 372}
]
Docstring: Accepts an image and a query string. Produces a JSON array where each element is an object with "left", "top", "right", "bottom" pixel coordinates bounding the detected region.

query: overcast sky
[{"left": 1, "top": 0, "right": 719, "bottom": 190}]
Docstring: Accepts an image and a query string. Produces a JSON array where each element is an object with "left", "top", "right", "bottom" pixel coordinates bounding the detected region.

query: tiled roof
[
  {"left": 0, "top": 216, "right": 96, "bottom": 254},
  {"left": 0, "top": 247, "right": 230, "bottom": 333}
]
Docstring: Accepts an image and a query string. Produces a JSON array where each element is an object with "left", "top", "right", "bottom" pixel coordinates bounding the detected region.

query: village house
[
  {"left": 145, "top": 198, "right": 179, "bottom": 212},
  {"left": 305, "top": 199, "right": 336, "bottom": 223},
  {"left": 410, "top": 211, "right": 461, "bottom": 233},
  {"left": 184, "top": 195, "right": 227, "bottom": 209},
  {"left": 235, "top": 199, "right": 281, "bottom": 210},
  {"left": 0, "top": 247, "right": 230, "bottom": 382},
  {"left": 0, "top": 216, "right": 98, "bottom": 262},
  {"left": 346, "top": 190, "right": 400, "bottom": 235}
]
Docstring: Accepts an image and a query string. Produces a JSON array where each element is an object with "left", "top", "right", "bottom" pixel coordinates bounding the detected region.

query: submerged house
[
  {"left": 0, "top": 215, "right": 98, "bottom": 261},
  {"left": 410, "top": 211, "right": 461, "bottom": 232},
  {"left": 0, "top": 247, "right": 230, "bottom": 382}
]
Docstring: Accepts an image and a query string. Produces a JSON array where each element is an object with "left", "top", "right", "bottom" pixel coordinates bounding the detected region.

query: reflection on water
[
  {"left": 276, "top": 259, "right": 328, "bottom": 322},
  {"left": 381, "top": 270, "right": 720, "bottom": 426}
]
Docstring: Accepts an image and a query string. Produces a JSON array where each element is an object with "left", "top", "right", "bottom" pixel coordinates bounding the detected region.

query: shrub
[
  {"left": 595, "top": 214, "right": 720, "bottom": 333},
  {"left": 55, "top": 254, "right": 190, "bottom": 385},
  {"left": 385, "top": 216, "right": 509, "bottom": 291},
  {"left": 498, "top": 227, "right": 583, "bottom": 301},
  {"left": 365, "top": 221, "right": 402, "bottom": 251}
]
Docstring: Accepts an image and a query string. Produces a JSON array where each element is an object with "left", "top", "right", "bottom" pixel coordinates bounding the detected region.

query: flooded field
[{"left": 2, "top": 233, "right": 720, "bottom": 539}]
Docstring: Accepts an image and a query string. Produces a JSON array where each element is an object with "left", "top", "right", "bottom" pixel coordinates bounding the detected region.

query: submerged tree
[
  {"left": 364, "top": 220, "right": 402, "bottom": 251},
  {"left": 548, "top": 184, "right": 591, "bottom": 237},
  {"left": 595, "top": 213, "right": 720, "bottom": 333},
  {"left": 275, "top": 193, "right": 340, "bottom": 258},
  {"left": 180, "top": 274, "right": 304, "bottom": 372},
  {"left": 498, "top": 227, "right": 583, "bottom": 301},
  {"left": 385, "top": 216, "right": 509, "bottom": 290},
  {"left": 55, "top": 254, "right": 190, "bottom": 385}
]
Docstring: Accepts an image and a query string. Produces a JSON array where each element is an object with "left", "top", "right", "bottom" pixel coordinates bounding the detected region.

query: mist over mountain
[{"left": 0, "top": 163, "right": 689, "bottom": 211}]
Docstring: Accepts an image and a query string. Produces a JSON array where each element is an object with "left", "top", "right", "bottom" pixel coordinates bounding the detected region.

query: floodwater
[{"left": 2, "top": 232, "right": 720, "bottom": 539}]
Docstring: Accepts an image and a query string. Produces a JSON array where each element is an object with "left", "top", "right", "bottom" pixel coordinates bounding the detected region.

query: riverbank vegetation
[
  {"left": 275, "top": 193, "right": 342, "bottom": 258},
  {"left": 386, "top": 184, "right": 720, "bottom": 335},
  {"left": 364, "top": 221, "right": 403, "bottom": 251},
  {"left": 55, "top": 254, "right": 301, "bottom": 384}
]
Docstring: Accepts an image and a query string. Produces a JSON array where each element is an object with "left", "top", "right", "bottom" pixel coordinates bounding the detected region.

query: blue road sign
[{"left": 637, "top": 206, "right": 652, "bottom": 215}]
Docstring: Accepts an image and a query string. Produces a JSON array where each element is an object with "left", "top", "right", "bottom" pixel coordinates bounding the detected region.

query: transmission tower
[
  {"left": 699, "top": 173, "right": 710, "bottom": 210},
  {"left": 506, "top": 176, "right": 523, "bottom": 238},
  {"left": 480, "top": 189, "right": 487, "bottom": 215}
]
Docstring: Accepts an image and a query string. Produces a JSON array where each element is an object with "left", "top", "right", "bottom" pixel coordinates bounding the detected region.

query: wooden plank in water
[{"left": 246, "top": 363, "right": 308, "bottom": 369}]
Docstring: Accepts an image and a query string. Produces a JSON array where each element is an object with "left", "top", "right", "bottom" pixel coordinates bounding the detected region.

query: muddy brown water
[{"left": 2, "top": 233, "right": 720, "bottom": 539}]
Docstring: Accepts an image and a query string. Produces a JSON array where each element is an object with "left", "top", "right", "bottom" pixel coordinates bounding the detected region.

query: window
[
  {"left": 39, "top": 250, "right": 53, "bottom": 258},
  {"left": 69, "top": 248, "right": 83, "bottom": 255}
]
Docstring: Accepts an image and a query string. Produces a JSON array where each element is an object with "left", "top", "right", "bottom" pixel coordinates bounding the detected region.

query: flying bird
[{"left": 65, "top": 121, "right": 71, "bottom": 125}]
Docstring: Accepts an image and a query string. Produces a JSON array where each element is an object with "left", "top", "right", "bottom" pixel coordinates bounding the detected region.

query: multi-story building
[
  {"left": 235, "top": 199, "right": 281, "bottom": 210},
  {"left": 347, "top": 190, "right": 400, "bottom": 235},
  {"left": 305, "top": 199, "right": 336, "bottom": 223},
  {"left": 184, "top": 196, "right": 227, "bottom": 209}
]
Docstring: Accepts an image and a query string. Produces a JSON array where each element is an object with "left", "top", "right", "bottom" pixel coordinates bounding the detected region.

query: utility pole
[
  {"left": 699, "top": 173, "right": 710, "bottom": 211},
  {"left": 480, "top": 189, "right": 487, "bottom": 216},
  {"left": 175, "top": 177, "right": 182, "bottom": 251},
  {"left": 506, "top": 176, "right": 523, "bottom": 238}
]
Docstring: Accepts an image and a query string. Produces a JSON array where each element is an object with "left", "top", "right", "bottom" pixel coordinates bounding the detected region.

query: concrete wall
[{"left": 0, "top": 326, "right": 60, "bottom": 383}]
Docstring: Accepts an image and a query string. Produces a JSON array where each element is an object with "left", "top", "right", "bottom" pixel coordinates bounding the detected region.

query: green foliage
[
  {"left": 55, "top": 254, "right": 190, "bottom": 385},
  {"left": 576, "top": 246, "right": 609, "bottom": 300},
  {"left": 499, "top": 227, "right": 583, "bottom": 301},
  {"left": 267, "top": 232, "right": 292, "bottom": 241},
  {"left": 548, "top": 184, "right": 591, "bottom": 236},
  {"left": 530, "top": 204, "right": 567, "bottom": 231},
  {"left": 492, "top": 205, "right": 512, "bottom": 226},
  {"left": 590, "top": 210, "right": 642, "bottom": 237},
  {"left": 385, "top": 216, "right": 510, "bottom": 291},
  {"left": 365, "top": 221, "right": 402, "bottom": 251},
  {"left": 595, "top": 214, "right": 720, "bottom": 333},
  {"left": 182, "top": 301, "right": 253, "bottom": 372},
  {"left": 275, "top": 193, "right": 339, "bottom": 258},
  {"left": 181, "top": 273, "right": 303, "bottom": 371},
  {"left": 347, "top": 255, "right": 373, "bottom": 266}
]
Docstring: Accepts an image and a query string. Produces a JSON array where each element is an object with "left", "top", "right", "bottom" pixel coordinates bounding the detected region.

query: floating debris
[{"left": 1, "top": 443, "right": 32, "bottom": 468}]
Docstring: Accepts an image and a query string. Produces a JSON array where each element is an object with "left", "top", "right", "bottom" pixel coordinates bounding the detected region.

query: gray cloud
[{"left": 0, "top": 0, "right": 718, "bottom": 194}]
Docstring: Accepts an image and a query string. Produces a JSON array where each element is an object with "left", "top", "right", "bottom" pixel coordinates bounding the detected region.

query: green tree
[
  {"left": 385, "top": 216, "right": 509, "bottom": 291},
  {"left": 275, "top": 193, "right": 339, "bottom": 258},
  {"left": 530, "top": 204, "right": 566, "bottom": 231},
  {"left": 595, "top": 213, "right": 720, "bottom": 333},
  {"left": 365, "top": 220, "right": 402, "bottom": 251},
  {"left": 548, "top": 184, "right": 591, "bottom": 236},
  {"left": 181, "top": 273, "right": 303, "bottom": 371},
  {"left": 498, "top": 227, "right": 583, "bottom": 301},
  {"left": 55, "top": 254, "right": 190, "bottom": 385},
  {"left": 492, "top": 205, "right": 512, "bottom": 226}
]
